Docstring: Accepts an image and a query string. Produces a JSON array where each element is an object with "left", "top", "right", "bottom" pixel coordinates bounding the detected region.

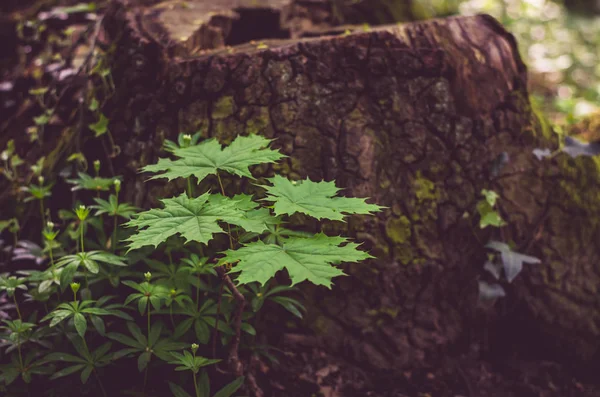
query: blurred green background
[{"left": 415, "top": 0, "right": 600, "bottom": 125}]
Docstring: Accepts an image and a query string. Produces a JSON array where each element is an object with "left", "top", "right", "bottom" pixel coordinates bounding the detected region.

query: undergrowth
[{"left": 0, "top": 133, "right": 382, "bottom": 396}]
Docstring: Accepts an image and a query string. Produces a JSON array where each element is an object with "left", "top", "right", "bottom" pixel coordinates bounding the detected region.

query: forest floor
[{"left": 263, "top": 339, "right": 598, "bottom": 397}]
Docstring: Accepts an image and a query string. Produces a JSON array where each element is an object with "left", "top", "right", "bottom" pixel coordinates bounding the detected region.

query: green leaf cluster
[{"left": 0, "top": 133, "right": 382, "bottom": 396}]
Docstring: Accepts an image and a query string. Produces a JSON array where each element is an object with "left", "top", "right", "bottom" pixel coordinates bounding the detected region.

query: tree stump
[{"left": 7, "top": 0, "right": 600, "bottom": 375}]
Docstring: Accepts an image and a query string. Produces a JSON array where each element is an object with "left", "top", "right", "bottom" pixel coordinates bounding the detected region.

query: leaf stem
[
  {"left": 39, "top": 199, "right": 46, "bottom": 229},
  {"left": 80, "top": 222, "right": 85, "bottom": 253},
  {"left": 94, "top": 368, "right": 108, "bottom": 397},
  {"left": 112, "top": 185, "right": 120, "bottom": 252},
  {"left": 215, "top": 266, "right": 245, "bottom": 377},
  {"left": 48, "top": 242, "right": 56, "bottom": 275},
  {"left": 216, "top": 173, "right": 226, "bottom": 196},
  {"left": 16, "top": 332, "right": 24, "bottom": 374},
  {"left": 147, "top": 304, "right": 151, "bottom": 343},
  {"left": 192, "top": 348, "right": 200, "bottom": 397},
  {"left": 187, "top": 177, "right": 193, "bottom": 198},
  {"left": 81, "top": 335, "right": 89, "bottom": 352},
  {"left": 217, "top": 172, "right": 234, "bottom": 249},
  {"left": 13, "top": 293, "right": 25, "bottom": 373},
  {"left": 144, "top": 304, "right": 151, "bottom": 391},
  {"left": 112, "top": 215, "right": 117, "bottom": 253},
  {"left": 143, "top": 363, "right": 149, "bottom": 391},
  {"left": 13, "top": 294, "right": 22, "bottom": 321},
  {"left": 215, "top": 172, "right": 234, "bottom": 356},
  {"left": 193, "top": 369, "right": 200, "bottom": 397}
]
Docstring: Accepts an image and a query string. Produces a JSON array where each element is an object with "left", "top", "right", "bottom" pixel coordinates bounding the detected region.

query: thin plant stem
[
  {"left": 94, "top": 368, "right": 108, "bottom": 397},
  {"left": 143, "top": 305, "right": 151, "bottom": 391},
  {"left": 187, "top": 177, "right": 193, "bottom": 198},
  {"left": 193, "top": 369, "right": 200, "bottom": 397},
  {"left": 48, "top": 243, "right": 56, "bottom": 275},
  {"left": 12, "top": 298, "right": 26, "bottom": 373},
  {"left": 13, "top": 294, "right": 22, "bottom": 321},
  {"left": 80, "top": 222, "right": 85, "bottom": 253},
  {"left": 81, "top": 335, "right": 107, "bottom": 396},
  {"left": 112, "top": 190, "right": 119, "bottom": 252},
  {"left": 143, "top": 365, "right": 149, "bottom": 391},
  {"left": 112, "top": 215, "right": 117, "bottom": 253},
  {"left": 147, "top": 305, "right": 151, "bottom": 342},
  {"left": 214, "top": 173, "right": 235, "bottom": 358},
  {"left": 216, "top": 173, "right": 234, "bottom": 249},
  {"left": 81, "top": 336, "right": 89, "bottom": 352},
  {"left": 16, "top": 333, "right": 24, "bottom": 372},
  {"left": 216, "top": 173, "right": 226, "bottom": 196},
  {"left": 214, "top": 267, "right": 246, "bottom": 379},
  {"left": 39, "top": 199, "right": 46, "bottom": 227}
]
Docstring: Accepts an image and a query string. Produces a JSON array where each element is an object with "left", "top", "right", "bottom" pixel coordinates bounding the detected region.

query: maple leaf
[
  {"left": 142, "top": 135, "right": 285, "bottom": 183},
  {"left": 261, "top": 175, "right": 383, "bottom": 221},
  {"left": 218, "top": 233, "right": 372, "bottom": 288},
  {"left": 124, "top": 193, "right": 272, "bottom": 251}
]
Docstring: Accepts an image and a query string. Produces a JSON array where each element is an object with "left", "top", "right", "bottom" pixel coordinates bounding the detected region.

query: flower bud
[
  {"left": 75, "top": 205, "right": 90, "bottom": 221},
  {"left": 93, "top": 160, "right": 101, "bottom": 174},
  {"left": 191, "top": 343, "right": 199, "bottom": 354},
  {"left": 70, "top": 282, "right": 80, "bottom": 294},
  {"left": 144, "top": 272, "right": 152, "bottom": 281},
  {"left": 114, "top": 179, "right": 121, "bottom": 193}
]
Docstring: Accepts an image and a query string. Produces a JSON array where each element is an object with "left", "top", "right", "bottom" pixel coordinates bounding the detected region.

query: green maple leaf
[
  {"left": 124, "top": 193, "right": 272, "bottom": 251},
  {"left": 262, "top": 175, "right": 383, "bottom": 221},
  {"left": 218, "top": 233, "right": 372, "bottom": 288},
  {"left": 142, "top": 135, "right": 285, "bottom": 183}
]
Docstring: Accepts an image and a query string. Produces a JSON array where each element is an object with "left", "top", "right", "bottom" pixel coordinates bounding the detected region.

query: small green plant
[
  {"left": 476, "top": 189, "right": 506, "bottom": 229},
  {"left": 124, "top": 134, "right": 382, "bottom": 375},
  {"left": 471, "top": 157, "right": 540, "bottom": 305},
  {"left": 167, "top": 343, "right": 220, "bottom": 397},
  {"left": 0, "top": 140, "right": 24, "bottom": 182},
  {"left": 0, "top": 133, "right": 382, "bottom": 396}
]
